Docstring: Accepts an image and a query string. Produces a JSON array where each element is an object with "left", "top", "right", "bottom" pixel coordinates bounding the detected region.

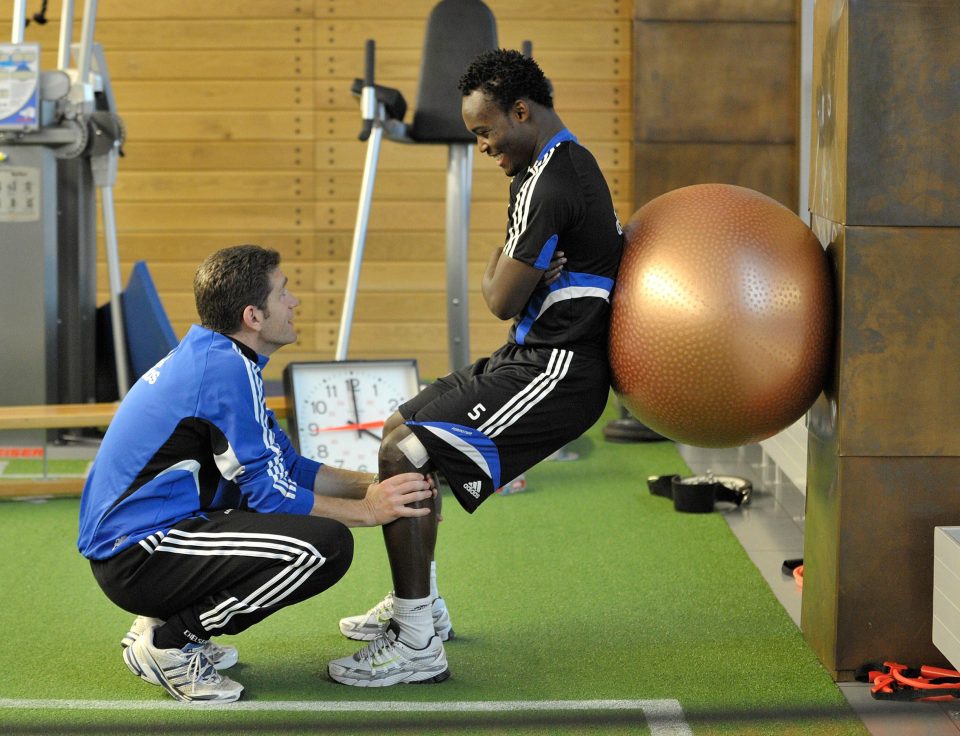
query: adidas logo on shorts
[{"left": 463, "top": 480, "right": 482, "bottom": 498}]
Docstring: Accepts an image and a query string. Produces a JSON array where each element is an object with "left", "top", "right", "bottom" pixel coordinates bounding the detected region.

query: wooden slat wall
[
  {"left": 4, "top": 0, "right": 631, "bottom": 381},
  {"left": 633, "top": 0, "right": 799, "bottom": 210}
]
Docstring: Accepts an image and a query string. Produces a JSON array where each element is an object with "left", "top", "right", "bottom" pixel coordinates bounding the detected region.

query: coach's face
[
  {"left": 256, "top": 267, "right": 299, "bottom": 354},
  {"left": 462, "top": 90, "right": 537, "bottom": 178}
]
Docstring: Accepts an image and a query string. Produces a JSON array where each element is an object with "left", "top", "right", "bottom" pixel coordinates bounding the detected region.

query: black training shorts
[{"left": 401, "top": 343, "right": 610, "bottom": 513}]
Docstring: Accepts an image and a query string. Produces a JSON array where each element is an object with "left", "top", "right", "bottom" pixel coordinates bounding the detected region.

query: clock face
[{"left": 283, "top": 360, "right": 420, "bottom": 473}]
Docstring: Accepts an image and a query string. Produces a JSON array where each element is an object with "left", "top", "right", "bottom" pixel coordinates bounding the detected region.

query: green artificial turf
[{"left": 0, "top": 397, "right": 866, "bottom": 735}]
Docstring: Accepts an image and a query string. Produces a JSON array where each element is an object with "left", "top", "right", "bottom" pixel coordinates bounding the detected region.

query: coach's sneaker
[
  {"left": 339, "top": 592, "right": 454, "bottom": 642},
  {"left": 121, "top": 615, "right": 239, "bottom": 670},
  {"left": 328, "top": 623, "right": 450, "bottom": 687},
  {"left": 123, "top": 627, "right": 244, "bottom": 703}
]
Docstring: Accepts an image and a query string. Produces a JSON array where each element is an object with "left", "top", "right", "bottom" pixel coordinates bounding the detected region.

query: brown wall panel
[
  {"left": 632, "top": 6, "right": 799, "bottom": 215},
  {"left": 635, "top": 22, "right": 796, "bottom": 142},
  {"left": 634, "top": 142, "right": 797, "bottom": 209},
  {"left": 808, "top": 219, "right": 960, "bottom": 457},
  {"left": 636, "top": 0, "right": 794, "bottom": 21}
]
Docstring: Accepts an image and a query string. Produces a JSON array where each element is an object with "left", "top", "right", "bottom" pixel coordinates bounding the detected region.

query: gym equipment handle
[{"left": 359, "top": 39, "right": 376, "bottom": 142}]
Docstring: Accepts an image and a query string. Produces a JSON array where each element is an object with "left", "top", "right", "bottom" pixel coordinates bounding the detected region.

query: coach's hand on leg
[{"left": 361, "top": 473, "right": 436, "bottom": 526}]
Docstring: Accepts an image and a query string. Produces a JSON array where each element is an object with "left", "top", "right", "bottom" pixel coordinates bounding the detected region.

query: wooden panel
[
  {"left": 635, "top": 21, "right": 796, "bottom": 142},
  {"left": 99, "top": 261, "right": 494, "bottom": 295},
  {"left": 121, "top": 112, "right": 311, "bottom": 141},
  {"left": 114, "top": 172, "right": 314, "bottom": 202},
  {"left": 121, "top": 142, "right": 313, "bottom": 171},
  {"left": 316, "top": 20, "right": 629, "bottom": 51},
  {"left": 635, "top": 142, "right": 798, "bottom": 211},
  {"left": 316, "top": 0, "right": 630, "bottom": 20},
  {"left": 37, "top": 50, "right": 311, "bottom": 80},
  {"left": 112, "top": 82, "right": 312, "bottom": 111},
  {"left": 118, "top": 49, "right": 311, "bottom": 79},
  {"left": 110, "top": 231, "right": 498, "bottom": 262},
  {"left": 316, "top": 110, "right": 625, "bottom": 142},
  {"left": 316, "top": 140, "right": 631, "bottom": 172},
  {"left": 310, "top": 170, "right": 628, "bottom": 203},
  {"left": 114, "top": 203, "right": 313, "bottom": 232},
  {"left": 811, "top": 0, "right": 960, "bottom": 226},
  {"left": 318, "top": 48, "right": 629, "bottom": 81},
  {"left": 90, "top": 0, "right": 308, "bottom": 18},
  {"left": 803, "top": 439, "right": 960, "bottom": 679},
  {"left": 808, "top": 0, "right": 848, "bottom": 224},
  {"left": 809, "top": 220, "right": 960, "bottom": 457},
  {"left": 9, "top": 2, "right": 632, "bottom": 368},
  {"left": 11, "top": 19, "right": 312, "bottom": 49},
  {"left": 108, "top": 234, "right": 316, "bottom": 262},
  {"left": 315, "top": 201, "right": 513, "bottom": 232},
  {"left": 635, "top": 0, "right": 794, "bottom": 22},
  {"left": 317, "top": 78, "right": 629, "bottom": 112}
]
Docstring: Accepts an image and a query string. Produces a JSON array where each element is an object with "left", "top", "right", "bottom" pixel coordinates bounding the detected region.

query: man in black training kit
[
  {"left": 328, "top": 49, "right": 623, "bottom": 687},
  {"left": 78, "top": 245, "right": 436, "bottom": 703}
]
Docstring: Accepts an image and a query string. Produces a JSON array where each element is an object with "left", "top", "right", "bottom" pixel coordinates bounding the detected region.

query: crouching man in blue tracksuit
[{"left": 77, "top": 244, "right": 435, "bottom": 703}]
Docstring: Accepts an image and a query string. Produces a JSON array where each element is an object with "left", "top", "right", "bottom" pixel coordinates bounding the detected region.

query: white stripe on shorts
[{"left": 478, "top": 348, "right": 573, "bottom": 439}]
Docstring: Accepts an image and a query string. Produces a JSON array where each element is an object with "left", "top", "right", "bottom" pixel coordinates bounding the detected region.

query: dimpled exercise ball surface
[{"left": 609, "top": 183, "right": 834, "bottom": 448}]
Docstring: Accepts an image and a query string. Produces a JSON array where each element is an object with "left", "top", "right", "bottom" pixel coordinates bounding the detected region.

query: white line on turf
[{"left": 0, "top": 698, "right": 692, "bottom": 736}]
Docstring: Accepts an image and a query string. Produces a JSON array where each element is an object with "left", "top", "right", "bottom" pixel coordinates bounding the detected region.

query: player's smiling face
[{"left": 462, "top": 90, "right": 536, "bottom": 178}]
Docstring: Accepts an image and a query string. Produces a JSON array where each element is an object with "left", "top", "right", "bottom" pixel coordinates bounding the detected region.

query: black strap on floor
[{"left": 647, "top": 474, "right": 752, "bottom": 513}]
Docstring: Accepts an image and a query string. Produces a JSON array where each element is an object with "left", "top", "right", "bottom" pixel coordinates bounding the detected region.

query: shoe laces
[
  {"left": 182, "top": 645, "right": 222, "bottom": 693},
  {"left": 371, "top": 595, "right": 393, "bottom": 617},
  {"left": 356, "top": 632, "right": 398, "bottom": 664}
]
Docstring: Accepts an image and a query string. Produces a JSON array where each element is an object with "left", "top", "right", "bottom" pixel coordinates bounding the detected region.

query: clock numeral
[
  {"left": 313, "top": 444, "right": 329, "bottom": 459},
  {"left": 307, "top": 422, "right": 320, "bottom": 436},
  {"left": 388, "top": 398, "right": 401, "bottom": 412},
  {"left": 310, "top": 400, "right": 328, "bottom": 415},
  {"left": 325, "top": 384, "right": 339, "bottom": 398}
]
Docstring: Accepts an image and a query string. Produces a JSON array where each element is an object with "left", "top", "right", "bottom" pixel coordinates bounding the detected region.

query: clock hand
[
  {"left": 360, "top": 428, "right": 382, "bottom": 442},
  {"left": 346, "top": 380, "right": 362, "bottom": 439},
  {"left": 314, "top": 419, "right": 386, "bottom": 433}
]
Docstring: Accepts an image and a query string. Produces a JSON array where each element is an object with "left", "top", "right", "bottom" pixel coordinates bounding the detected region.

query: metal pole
[
  {"left": 10, "top": 0, "right": 26, "bottom": 43},
  {"left": 75, "top": 0, "right": 98, "bottom": 85},
  {"left": 445, "top": 143, "right": 473, "bottom": 371},
  {"left": 57, "top": 0, "right": 76, "bottom": 70},
  {"left": 99, "top": 183, "right": 130, "bottom": 395},
  {"left": 335, "top": 117, "right": 382, "bottom": 361}
]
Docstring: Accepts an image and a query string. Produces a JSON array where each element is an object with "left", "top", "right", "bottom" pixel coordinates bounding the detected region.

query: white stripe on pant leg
[
  {"left": 154, "top": 530, "right": 327, "bottom": 632},
  {"left": 163, "top": 530, "right": 325, "bottom": 560},
  {"left": 201, "top": 557, "right": 324, "bottom": 631}
]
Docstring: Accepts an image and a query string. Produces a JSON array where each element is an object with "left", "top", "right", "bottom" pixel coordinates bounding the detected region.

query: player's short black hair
[
  {"left": 194, "top": 244, "right": 280, "bottom": 334},
  {"left": 458, "top": 48, "right": 553, "bottom": 112}
]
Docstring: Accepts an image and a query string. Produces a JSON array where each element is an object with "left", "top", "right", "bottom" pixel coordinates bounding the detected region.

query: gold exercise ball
[{"left": 609, "top": 183, "right": 834, "bottom": 448}]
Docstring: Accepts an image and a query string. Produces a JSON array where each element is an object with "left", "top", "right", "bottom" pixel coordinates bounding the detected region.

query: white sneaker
[
  {"left": 121, "top": 615, "right": 239, "bottom": 670},
  {"left": 328, "top": 624, "right": 450, "bottom": 687},
  {"left": 123, "top": 627, "right": 244, "bottom": 703},
  {"left": 339, "top": 593, "right": 454, "bottom": 642}
]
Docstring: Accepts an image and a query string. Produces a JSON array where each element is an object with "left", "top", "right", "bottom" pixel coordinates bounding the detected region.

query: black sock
[{"left": 151, "top": 622, "right": 191, "bottom": 651}]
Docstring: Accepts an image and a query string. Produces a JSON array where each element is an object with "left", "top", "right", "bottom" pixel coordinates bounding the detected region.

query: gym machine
[
  {"left": 0, "top": 0, "right": 126, "bottom": 445},
  {"left": 337, "top": 0, "right": 497, "bottom": 371}
]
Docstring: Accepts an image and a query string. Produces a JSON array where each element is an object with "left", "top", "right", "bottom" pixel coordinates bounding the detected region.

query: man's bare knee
[
  {"left": 382, "top": 411, "right": 407, "bottom": 438},
  {"left": 380, "top": 425, "right": 431, "bottom": 475}
]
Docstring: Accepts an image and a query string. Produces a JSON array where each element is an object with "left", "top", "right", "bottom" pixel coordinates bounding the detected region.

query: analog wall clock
[{"left": 282, "top": 359, "right": 421, "bottom": 473}]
